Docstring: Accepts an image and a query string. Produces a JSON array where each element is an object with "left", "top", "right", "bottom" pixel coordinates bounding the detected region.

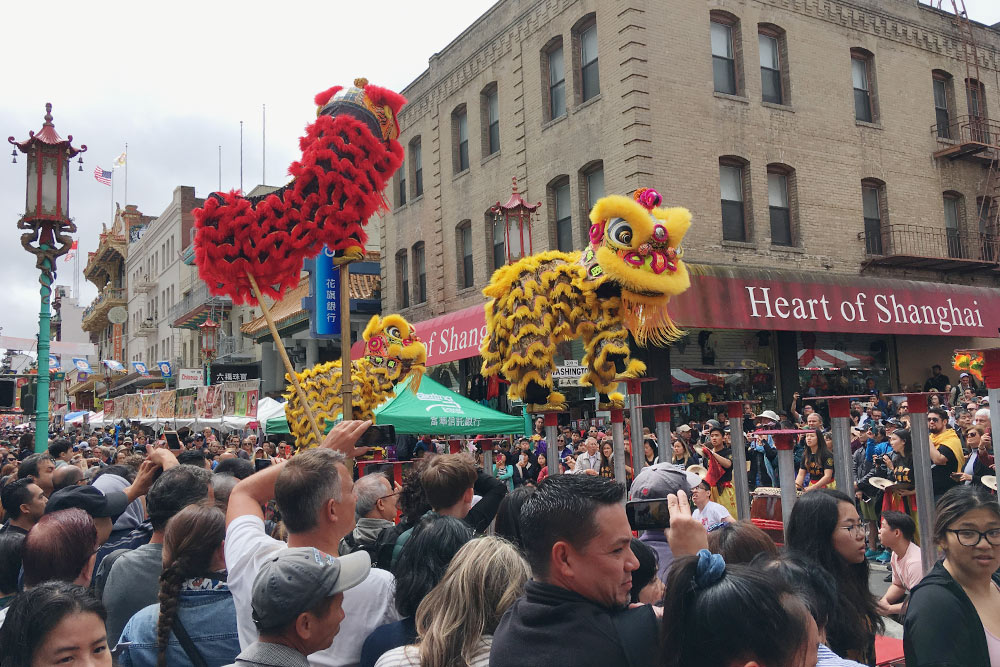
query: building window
[
  {"left": 851, "top": 49, "right": 875, "bottom": 123},
  {"left": 767, "top": 167, "right": 794, "bottom": 246},
  {"left": 758, "top": 28, "right": 784, "bottom": 104},
  {"left": 492, "top": 217, "right": 506, "bottom": 270},
  {"left": 711, "top": 17, "right": 738, "bottom": 95},
  {"left": 862, "top": 180, "right": 885, "bottom": 255},
  {"left": 579, "top": 162, "right": 605, "bottom": 239},
  {"left": 412, "top": 243, "right": 426, "bottom": 303},
  {"left": 551, "top": 177, "right": 573, "bottom": 251},
  {"left": 397, "top": 158, "right": 406, "bottom": 206},
  {"left": 396, "top": 251, "right": 409, "bottom": 309},
  {"left": 482, "top": 85, "right": 500, "bottom": 156},
  {"left": 453, "top": 106, "right": 469, "bottom": 173},
  {"left": 409, "top": 137, "right": 423, "bottom": 198},
  {"left": 545, "top": 39, "right": 566, "bottom": 120},
  {"left": 458, "top": 221, "right": 474, "bottom": 288},
  {"left": 944, "top": 192, "right": 965, "bottom": 259},
  {"left": 719, "top": 160, "right": 748, "bottom": 242},
  {"left": 577, "top": 20, "right": 600, "bottom": 102},
  {"left": 933, "top": 71, "right": 953, "bottom": 139},
  {"left": 967, "top": 79, "right": 990, "bottom": 143}
]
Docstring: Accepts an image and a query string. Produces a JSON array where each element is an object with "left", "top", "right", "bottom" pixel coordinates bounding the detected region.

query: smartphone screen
[
  {"left": 359, "top": 424, "right": 397, "bottom": 447},
  {"left": 626, "top": 498, "right": 671, "bottom": 530},
  {"left": 254, "top": 458, "right": 273, "bottom": 472},
  {"left": 163, "top": 431, "right": 181, "bottom": 450}
]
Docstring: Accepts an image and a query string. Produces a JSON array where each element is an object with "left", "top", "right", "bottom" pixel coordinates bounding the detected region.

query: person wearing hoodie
[
  {"left": 339, "top": 474, "right": 399, "bottom": 558},
  {"left": 904, "top": 485, "right": 1000, "bottom": 666}
]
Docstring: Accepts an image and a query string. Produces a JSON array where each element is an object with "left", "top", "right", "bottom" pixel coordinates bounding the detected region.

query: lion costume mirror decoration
[
  {"left": 481, "top": 188, "right": 691, "bottom": 410},
  {"left": 284, "top": 314, "right": 426, "bottom": 448}
]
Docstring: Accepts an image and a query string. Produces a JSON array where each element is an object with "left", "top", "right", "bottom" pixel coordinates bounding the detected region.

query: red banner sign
[
  {"left": 669, "top": 269, "right": 1000, "bottom": 338},
  {"left": 354, "top": 268, "right": 1000, "bottom": 366}
]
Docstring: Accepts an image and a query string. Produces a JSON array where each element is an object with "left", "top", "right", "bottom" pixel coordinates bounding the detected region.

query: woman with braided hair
[{"left": 117, "top": 503, "right": 238, "bottom": 666}]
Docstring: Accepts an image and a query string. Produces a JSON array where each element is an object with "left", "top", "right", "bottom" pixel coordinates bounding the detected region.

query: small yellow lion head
[
  {"left": 588, "top": 188, "right": 691, "bottom": 300},
  {"left": 362, "top": 314, "right": 427, "bottom": 383}
]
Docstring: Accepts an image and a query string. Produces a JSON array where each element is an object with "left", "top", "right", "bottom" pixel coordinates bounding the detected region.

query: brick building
[{"left": 379, "top": 0, "right": 1000, "bottom": 418}]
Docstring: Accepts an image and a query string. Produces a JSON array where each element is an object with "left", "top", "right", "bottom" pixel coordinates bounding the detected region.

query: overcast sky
[{"left": 1, "top": 0, "right": 998, "bottom": 342}]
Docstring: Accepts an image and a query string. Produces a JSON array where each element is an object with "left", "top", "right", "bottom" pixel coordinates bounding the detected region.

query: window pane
[
  {"left": 720, "top": 165, "right": 743, "bottom": 202},
  {"left": 852, "top": 58, "right": 869, "bottom": 91},
  {"left": 936, "top": 108, "right": 951, "bottom": 138},
  {"left": 854, "top": 89, "right": 872, "bottom": 122},
  {"left": 711, "top": 22, "right": 732, "bottom": 58},
  {"left": 767, "top": 172, "right": 788, "bottom": 207},
  {"left": 582, "top": 25, "right": 598, "bottom": 65},
  {"left": 414, "top": 168, "right": 423, "bottom": 196},
  {"left": 551, "top": 80, "right": 566, "bottom": 118},
  {"left": 713, "top": 57, "right": 736, "bottom": 95},
  {"left": 489, "top": 121, "right": 500, "bottom": 154},
  {"left": 864, "top": 217, "right": 883, "bottom": 254},
  {"left": 933, "top": 79, "right": 948, "bottom": 109},
  {"left": 761, "top": 68, "right": 781, "bottom": 104},
  {"left": 458, "top": 112, "right": 468, "bottom": 143},
  {"left": 556, "top": 183, "right": 571, "bottom": 219},
  {"left": 770, "top": 207, "right": 792, "bottom": 246},
  {"left": 415, "top": 246, "right": 424, "bottom": 273},
  {"left": 587, "top": 168, "right": 605, "bottom": 209},
  {"left": 459, "top": 141, "right": 469, "bottom": 171},
  {"left": 488, "top": 91, "right": 499, "bottom": 123},
  {"left": 582, "top": 60, "right": 600, "bottom": 101},
  {"left": 759, "top": 34, "right": 778, "bottom": 69},
  {"left": 862, "top": 187, "right": 880, "bottom": 220},
  {"left": 549, "top": 46, "right": 564, "bottom": 86},
  {"left": 721, "top": 201, "right": 746, "bottom": 242},
  {"left": 944, "top": 197, "right": 960, "bottom": 230},
  {"left": 463, "top": 254, "right": 474, "bottom": 288},
  {"left": 557, "top": 218, "right": 573, "bottom": 251}
]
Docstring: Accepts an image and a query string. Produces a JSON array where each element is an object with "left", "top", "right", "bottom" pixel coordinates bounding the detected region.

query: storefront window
[
  {"left": 670, "top": 329, "right": 776, "bottom": 421},
  {"left": 796, "top": 332, "right": 891, "bottom": 397}
]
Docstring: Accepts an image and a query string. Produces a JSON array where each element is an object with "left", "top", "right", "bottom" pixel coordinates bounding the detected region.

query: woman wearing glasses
[
  {"left": 904, "top": 485, "right": 1000, "bottom": 666},
  {"left": 786, "top": 489, "right": 883, "bottom": 665}
]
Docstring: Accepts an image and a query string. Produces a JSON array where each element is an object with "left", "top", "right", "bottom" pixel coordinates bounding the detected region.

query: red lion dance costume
[{"left": 193, "top": 78, "right": 406, "bottom": 305}]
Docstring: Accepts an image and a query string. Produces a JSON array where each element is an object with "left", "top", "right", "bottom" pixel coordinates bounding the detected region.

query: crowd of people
[{"left": 0, "top": 364, "right": 992, "bottom": 667}]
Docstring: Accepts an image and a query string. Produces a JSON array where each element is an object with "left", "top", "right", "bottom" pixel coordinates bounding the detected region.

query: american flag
[{"left": 94, "top": 166, "right": 112, "bottom": 186}]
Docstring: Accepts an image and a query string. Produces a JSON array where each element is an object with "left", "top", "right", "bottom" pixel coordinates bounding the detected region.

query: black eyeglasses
[{"left": 947, "top": 528, "right": 1000, "bottom": 547}]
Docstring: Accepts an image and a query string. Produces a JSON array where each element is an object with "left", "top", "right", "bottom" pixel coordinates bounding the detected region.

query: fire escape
[{"left": 931, "top": 0, "right": 1000, "bottom": 269}]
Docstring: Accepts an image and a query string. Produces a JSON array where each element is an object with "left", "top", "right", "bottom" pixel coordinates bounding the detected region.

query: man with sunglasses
[
  {"left": 927, "top": 406, "right": 964, "bottom": 500},
  {"left": 338, "top": 473, "right": 399, "bottom": 559}
]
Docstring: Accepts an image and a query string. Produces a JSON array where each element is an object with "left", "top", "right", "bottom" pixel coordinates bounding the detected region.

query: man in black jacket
[{"left": 491, "top": 475, "right": 658, "bottom": 667}]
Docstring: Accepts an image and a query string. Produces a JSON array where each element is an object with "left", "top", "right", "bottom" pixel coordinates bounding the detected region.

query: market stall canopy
[
  {"left": 258, "top": 397, "right": 291, "bottom": 434},
  {"left": 374, "top": 375, "right": 526, "bottom": 435}
]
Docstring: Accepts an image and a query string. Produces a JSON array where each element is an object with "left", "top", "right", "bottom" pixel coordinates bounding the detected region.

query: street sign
[
  {"left": 178, "top": 368, "right": 204, "bottom": 389},
  {"left": 303, "top": 246, "right": 341, "bottom": 338},
  {"left": 554, "top": 360, "right": 585, "bottom": 387}
]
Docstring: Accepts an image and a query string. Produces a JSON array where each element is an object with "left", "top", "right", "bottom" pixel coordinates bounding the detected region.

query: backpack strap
[{"left": 172, "top": 615, "right": 209, "bottom": 667}]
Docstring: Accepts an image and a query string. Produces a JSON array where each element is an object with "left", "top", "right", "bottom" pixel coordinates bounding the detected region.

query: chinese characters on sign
[{"left": 307, "top": 246, "right": 341, "bottom": 337}]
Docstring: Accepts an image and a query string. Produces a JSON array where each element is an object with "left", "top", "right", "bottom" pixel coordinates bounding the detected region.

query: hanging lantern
[{"left": 490, "top": 177, "right": 540, "bottom": 266}]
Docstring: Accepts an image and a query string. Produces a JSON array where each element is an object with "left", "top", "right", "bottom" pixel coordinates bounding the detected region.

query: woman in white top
[{"left": 374, "top": 536, "right": 530, "bottom": 667}]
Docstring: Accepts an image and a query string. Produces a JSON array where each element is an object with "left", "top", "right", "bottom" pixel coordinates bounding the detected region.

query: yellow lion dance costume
[
  {"left": 284, "top": 314, "right": 426, "bottom": 448},
  {"left": 481, "top": 187, "right": 691, "bottom": 410}
]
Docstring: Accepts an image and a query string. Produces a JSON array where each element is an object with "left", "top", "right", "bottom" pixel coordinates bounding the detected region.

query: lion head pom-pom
[{"left": 634, "top": 187, "right": 663, "bottom": 211}]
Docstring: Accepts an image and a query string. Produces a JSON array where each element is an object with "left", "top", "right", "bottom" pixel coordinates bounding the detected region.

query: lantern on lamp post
[
  {"left": 199, "top": 318, "right": 220, "bottom": 386},
  {"left": 9, "top": 104, "right": 86, "bottom": 453}
]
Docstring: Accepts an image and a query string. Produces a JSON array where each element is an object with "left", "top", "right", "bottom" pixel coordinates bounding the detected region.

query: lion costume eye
[
  {"left": 606, "top": 218, "right": 633, "bottom": 247},
  {"left": 387, "top": 326, "right": 401, "bottom": 340}
]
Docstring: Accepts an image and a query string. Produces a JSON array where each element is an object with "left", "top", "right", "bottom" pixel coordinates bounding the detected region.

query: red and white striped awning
[{"left": 797, "top": 348, "right": 875, "bottom": 369}]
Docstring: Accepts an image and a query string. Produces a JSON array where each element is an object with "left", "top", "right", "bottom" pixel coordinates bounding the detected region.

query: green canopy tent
[{"left": 374, "top": 375, "right": 527, "bottom": 435}]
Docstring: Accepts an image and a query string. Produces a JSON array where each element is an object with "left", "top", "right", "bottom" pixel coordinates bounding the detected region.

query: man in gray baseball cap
[{"left": 227, "top": 547, "right": 371, "bottom": 667}]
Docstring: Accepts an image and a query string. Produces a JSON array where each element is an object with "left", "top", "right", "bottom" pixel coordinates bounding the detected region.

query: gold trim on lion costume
[{"left": 480, "top": 188, "right": 691, "bottom": 411}]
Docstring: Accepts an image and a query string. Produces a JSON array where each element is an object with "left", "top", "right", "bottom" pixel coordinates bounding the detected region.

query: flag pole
[{"left": 124, "top": 142, "right": 128, "bottom": 205}]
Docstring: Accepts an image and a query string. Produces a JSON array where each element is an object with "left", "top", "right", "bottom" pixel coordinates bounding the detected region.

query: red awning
[
  {"left": 670, "top": 265, "right": 1000, "bottom": 338},
  {"left": 353, "top": 265, "right": 1000, "bottom": 366}
]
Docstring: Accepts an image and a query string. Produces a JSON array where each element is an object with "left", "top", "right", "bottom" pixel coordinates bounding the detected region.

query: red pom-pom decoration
[{"left": 193, "top": 81, "right": 406, "bottom": 305}]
